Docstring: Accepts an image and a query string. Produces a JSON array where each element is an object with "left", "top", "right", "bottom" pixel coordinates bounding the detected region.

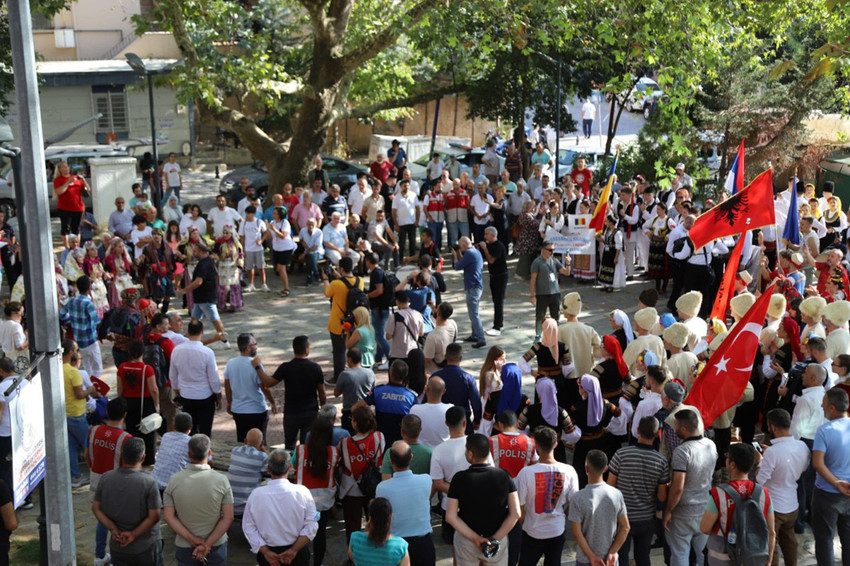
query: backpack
[
  {"left": 98, "top": 307, "right": 139, "bottom": 341},
  {"left": 143, "top": 336, "right": 169, "bottom": 388},
  {"left": 341, "top": 277, "right": 369, "bottom": 319},
  {"left": 351, "top": 437, "right": 382, "bottom": 499},
  {"left": 381, "top": 272, "right": 400, "bottom": 309},
  {"left": 718, "top": 483, "right": 770, "bottom": 566}
]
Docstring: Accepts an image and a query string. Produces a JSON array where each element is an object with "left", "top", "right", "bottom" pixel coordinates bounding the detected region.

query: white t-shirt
[
  {"left": 130, "top": 226, "right": 152, "bottom": 259},
  {"left": 163, "top": 161, "right": 182, "bottom": 188},
  {"left": 430, "top": 436, "right": 472, "bottom": 510},
  {"left": 392, "top": 192, "right": 419, "bottom": 226},
  {"left": 409, "top": 402, "right": 453, "bottom": 448},
  {"left": 425, "top": 160, "right": 444, "bottom": 181},
  {"left": 581, "top": 101, "right": 596, "bottom": 120},
  {"left": 207, "top": 206, "right": 242, "bottom": 237},
  {"left": 270, "top": 218, "right": 297, "bottom": 252},
  {"left": 237, "top": 197, "right": 262, "bottom": 219},
  {"left": 179, "top": 215, "right": 207, "bottom": 237},
  {"left": 0, "top": 320, "right": 26, "bottom": 358},
  {"left": 162, "top": 330, "right": 189, "bottom": 346},
  {"left": 471, "top": 193, "right": 493, "bottom": 225},
  {"left": 238, "top": 217, "right": 267, "bottom": 252},
  {"left": 347, "top": 188, "right": 368, "bottom": 216},
  {"left": 516, "top": 461, "right": 579, "bottom": 539}
]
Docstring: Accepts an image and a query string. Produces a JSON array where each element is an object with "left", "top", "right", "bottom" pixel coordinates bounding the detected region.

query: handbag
[
  {"left": 137, "top": 366, "right": 162, "bottom": 435},
  {"left": 351, "top": 436, "right": 381, "bottom": 499}
]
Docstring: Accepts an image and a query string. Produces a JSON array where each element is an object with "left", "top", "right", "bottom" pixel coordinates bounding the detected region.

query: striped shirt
[
  {"left": 153, "top": 431, "right": 191, "bottom": 490},
  {"left": 227, "top": 445, "right": 269, "bottom": 514},
  {"left": 608, "top": 444, "right": 671, "bottom": 522}
]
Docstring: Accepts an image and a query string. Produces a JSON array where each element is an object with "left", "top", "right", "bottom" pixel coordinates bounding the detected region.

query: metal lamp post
[{"left": 125, "top": 53, "right": 161, "bottom": 215}]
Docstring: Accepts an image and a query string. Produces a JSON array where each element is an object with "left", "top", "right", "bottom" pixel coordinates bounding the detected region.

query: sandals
[{"left": 279, "top": 289, "right": 291, "bottom": 297}]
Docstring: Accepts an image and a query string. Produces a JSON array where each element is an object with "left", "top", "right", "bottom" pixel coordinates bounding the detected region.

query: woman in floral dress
[
  {"left": 515, "top": 200, "right": 542, "bottom": 279},
  {"left": 104, "top": 237, "right": 134, "bottom": 308},
  {"left": 179, "top": 227, "right": 204, "bottom": 312},
  {"left": 213, "top": 225, "right": 243, "bottom": 312},
  {"left": 82, "top": 240, "right": 110, "bottom": 318}
]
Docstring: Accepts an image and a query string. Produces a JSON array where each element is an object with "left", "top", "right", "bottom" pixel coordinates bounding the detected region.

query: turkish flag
[
  {"left": 709, "top": 235, "right": 746, "bottom": 322},
  {"left": 688, "top": 169, "right": 775, "bottom": 250},
  {"left": 686, "top": 283, "right": 775, "bottom": 426}
]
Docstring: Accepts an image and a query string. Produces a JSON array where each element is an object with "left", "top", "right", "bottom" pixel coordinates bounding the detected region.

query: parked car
[
  {"left": 550, "top": 145, "right": 607, "bottom": 184},
  {"left": 406, "top": 144, "right": 506, "bottom": 185},
  {"left": 218, "top": 155, "right": 366, "bottom": 204},
  {"left": 609, "top": 77, "right": 664, "bottom": 118},
  {"left": 697, "top": 130, "right": 723, "bottom": 175},
  {"left": 0, "top": 143, "right": 131, "bottom": 218}
]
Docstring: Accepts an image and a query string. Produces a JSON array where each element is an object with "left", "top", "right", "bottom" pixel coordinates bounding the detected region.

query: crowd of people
[{"left": 0, "top": 146, "right": 848, "bottom": 566}]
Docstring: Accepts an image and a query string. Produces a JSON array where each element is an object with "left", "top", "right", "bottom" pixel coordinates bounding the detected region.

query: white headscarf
[{"left": 611, "top": 309, "right": 634, "bottom": 345}]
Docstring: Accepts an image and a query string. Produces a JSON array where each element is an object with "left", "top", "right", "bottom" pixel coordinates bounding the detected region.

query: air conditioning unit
[{"left": 54, "top": 29, "right": 75, "bottom": 49}]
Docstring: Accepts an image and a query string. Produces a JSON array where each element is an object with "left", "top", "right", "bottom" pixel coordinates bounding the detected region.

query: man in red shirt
[
  {"left": 570, "top": 157, "right": 593, "bottom": 197},
  {"left": 146, "top": 312, "right": 177, "bottom": 431},
  {"left": 808, "top": 247, "right": 850, "bottom": 296},
  {"left": 490, "top": 410, "right": 536, "bottom": 566},
  {"left": 700, "top": 443, "right": 776, "bottom": 565},
  {"left": 370, "top": 153, "right": 393, "bottom": 186},
  {"left": 86, "top": 397, "right": 131, "bottom": 566}
]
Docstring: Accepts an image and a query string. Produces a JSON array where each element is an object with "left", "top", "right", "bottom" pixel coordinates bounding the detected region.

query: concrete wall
[
  {"left": 34, "top": 0, "right": 141, "bottom": 61},
  {"left": 332, "top": 95, "right": 505, "bottom": 154},
  {"left": 4, "top": 85, "right": 191, "bottom": 157}
]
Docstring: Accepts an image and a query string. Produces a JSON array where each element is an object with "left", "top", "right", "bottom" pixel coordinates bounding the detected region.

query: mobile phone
[{"left": 752, "top": 441, "right": 763, "bottom": 454}]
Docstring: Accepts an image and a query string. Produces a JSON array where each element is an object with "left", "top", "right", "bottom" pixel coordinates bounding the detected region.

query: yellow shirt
[
  {"left": 325, "top": 276, "right": 364, "bottom": 335},
  {"left": 64, "top": 363, "right": 87, "bottom": 417}
]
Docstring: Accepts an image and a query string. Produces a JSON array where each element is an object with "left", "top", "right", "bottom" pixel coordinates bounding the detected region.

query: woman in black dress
[
  {"left": 517, "top": 376, "right": 580, "bottom": 463},
  {"left": 592, "top": 335, "right": 631, "bottom": 403},
  {"left": 519, "top": 317, "right": 574, "bottom": 408},
  {"left": 570, "top": 374, "right": 621, "bottom": 487}
]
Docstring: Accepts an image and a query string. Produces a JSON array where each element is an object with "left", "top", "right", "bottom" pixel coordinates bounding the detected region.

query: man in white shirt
[
  {"left": 162, "top": 152, "right": 183, "bottom": 202},
  {"left": 392, "top": 179, "right": 420, "bottom": 258},
  {"left": 580, "top": 98, "right": 596, "bottom": 139},
  {"left": 425, "top": 153, "right": 444, "bottom": 183},
  {"left": 665, "top": 215, "right": 693, "bottom": 311},
  {"left": 237, "top": 185, "right": 263, "bottom": 219},
  {"left": 208, "top": 194, "right": 242, "bottom": 238},
  {"left": 469, "top": 181, "right": 493, "bottom": 243},
  {"left": 108, "top": 197, "right": 135, "bottom": 241},
  {"left": 347, "top": 175, "right": 369, "bottom": 217},
  {"left": 808, "top": 336, "right": 839, "bottom": 389},
  {"left": 242, "top": 449, "right": 318, "bottom": 566},
  {"left": 238, "top": 205, "right": 269, "bottom": 292},
  {"left": 632, "top": 366, "right": 666, "bottom": 438},
  {"left": 410, "top": 377, "right": 452, "bottom": 448},
  {"left": 423, "top": 303, "right": 458, "bottom": 373},
  {"left": 757, "top": 408, "right": 810, "bottom": 564},
  {"left": 322, "top": 212, "right": 359, "bottom": 267},
  {"left": 169, "top": 320, "right": 222, "bottom": 437},
  {"left": 164, "top": 313, "right": 189, "bottom": 346}
]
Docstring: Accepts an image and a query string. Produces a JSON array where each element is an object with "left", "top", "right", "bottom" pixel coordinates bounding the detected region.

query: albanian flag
[{"left": 689, "top": 169, "right": 775, "bottom": 250}]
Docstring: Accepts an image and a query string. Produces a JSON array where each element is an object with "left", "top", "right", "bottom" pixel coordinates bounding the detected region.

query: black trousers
[
  {"left": 233, "top": 411, "right": 269, "bottom": 443},
  {"left": 518, "top": 531, "right": 564, "bottom": 566},
  {"left": 178, "top": 394, "right": 217, "bottom": 437},
  {"left": 313, "top": 509, "right": 331, "bottom": 566},
  {"left": 284, "top": 410, "right": 317, "bottom": 450},
  {"left": 472, "top": 223, "right": 486, "bottom": 244},
  {"left": 398, "top": 224, "right": 417, "bottom": 257},
  {"left": 330, "top": 332, "right": 346, "bottom": 380},
  {"left": 489, "top": 271, "right": 509, "bottom": 330},
  {"left": 681, "top": 262, "right": 713, "bottom": 316},
  {"left": 666, "top": 258, "right": 684, "bottom": 311},
  {"left": 404, "top": 533, "right": 436, "bottom": 566},
  {"left": 507, "top": 521, "right": 522, "bottom": 566},
  {"left": 619, "top": 517, "right": 657, "bottom": 566},
  {"left": 534, "top": 293, "right": 560, "bottom": 337},
  {"left": 257, "top": 544, "right": 310, "bottom": 566},
  {"left": 124, "top": 396, "right": 158, "bottom": 466}
]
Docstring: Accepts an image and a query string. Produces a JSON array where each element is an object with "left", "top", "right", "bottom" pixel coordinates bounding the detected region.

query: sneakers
[
  {"left": 71, "top": 475, "right": 89, "bottom": 489},
  {"left": 472, "top": 342, "right": 487, "bottom": 349},
  {"left": 463, "top": 336, "right": 477, "bottom": 343},
  {"left": 20, "top": 500, "right": 33, "bottom": 510},
  {"left": 485, "top": 328, "right": 502, "bottom": 336},
  {"left": 323, "top": 377, "right": 338, "bottom": 387},
  {"left": 94, "top": 553, "right": 111, "bottom": 566},
  {"left": 261, "top": 284, "right": 270, "bottom": 292},
  {"left": 376, "top": 361, "right": 389, "bottom": 371},
  {"left": 245, "top": 284, "right": 257, "bottom": 293}
]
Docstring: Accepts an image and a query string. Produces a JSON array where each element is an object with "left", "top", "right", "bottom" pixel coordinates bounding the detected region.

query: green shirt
[
  {"left": 163, "top": 464, "right": 234, "bottom": 548},
  {"left": 380, "top": 442, "right": 433, "bottom": 475}
]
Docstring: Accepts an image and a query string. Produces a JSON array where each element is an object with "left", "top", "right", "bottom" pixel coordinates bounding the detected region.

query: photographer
[
  {"left": 53, "top": 161, "right": 91, "bottom": 249},
  {"left": 322, "top": 257, "right": 364, "bottom": 384}
]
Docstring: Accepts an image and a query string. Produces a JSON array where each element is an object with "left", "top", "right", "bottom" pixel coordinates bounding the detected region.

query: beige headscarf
[{"left": 541, "top": 317, "right": 559, "bottom": 362}]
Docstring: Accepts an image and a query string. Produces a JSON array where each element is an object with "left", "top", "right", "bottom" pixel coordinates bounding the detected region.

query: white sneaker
[
  {"left": 376, "top": 361, "right": 389, "bottom": 370},
  {"left": 485, "top": 328, "right": 502, "bottom": 336},
  {"left": 94, "top": 553, "right": 111, "bottom": 566},
  {"left": 261, "top": 284, "right": 270, "bottom": 292},
  {"left": 245, "top": 284, "right": 257, "bottom": 293}
]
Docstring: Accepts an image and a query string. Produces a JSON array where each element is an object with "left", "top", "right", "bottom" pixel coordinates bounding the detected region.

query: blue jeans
[
  {"left": 582, "top": 119, "right": 593, "bottom": 137},
  {"left": 66, "top": 414, "right": 88, "bottom": 478},
  {"left": 465, "top": 286, "right": 485, "bottom": 343},
  {"left": 447, "top": 221, "right": 469, "bottom": 249},
  {"left": 191, "top": 302, "right": 220, "bottom": 323},
  {"left": 427, "top": 221, "right": 444, "bottom": 252},
  {"left": 811, "top": 487, "right": 850, "bottom": 566},
  {"left": 176, "top": 543, "right": 227, "bottom": 566},
  {"left": 305, "top": 251, "right": 320, "bottom": 282},
  {"left": 666, "top": 512, "right": 707, "bottom": 566},
  {"left": 96, "top": 522, "right": 108, "bottom": 559},
  {"left": 371, "top": 308, "right": 390, "bottom": 363}
]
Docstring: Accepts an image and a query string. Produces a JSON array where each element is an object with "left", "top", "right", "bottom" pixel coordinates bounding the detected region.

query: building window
[
  {"left": 92, "top": 86, "right": 128, "bottom": 135},
  {"left": 31, "top": 13, "right": 53, "bottom": 30}
]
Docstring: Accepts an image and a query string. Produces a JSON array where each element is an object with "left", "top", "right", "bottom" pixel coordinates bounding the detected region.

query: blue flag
[{"left": 782, "top": 174, "right": 800, "bottom": 246}]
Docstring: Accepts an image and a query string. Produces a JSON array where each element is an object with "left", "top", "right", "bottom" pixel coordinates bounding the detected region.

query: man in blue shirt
[
  {"left": 811, "top": 387, "right": 850, "bottom": 565},
  {"left": 358, "top": 360, "right": 417, "bottom": 445},
  {"left": 59, "top": 276, "right": 103, "bottom": 379},
  {"left": 376, "top": 440, "right": 435, "bottom": 566},
  {"left": 224, "top": 333, "right": 277, "bottom": 442},
  {"left": 433, "top": 343, "right": 482, "bottom": 434},
  {"left": 452, "top": 236, "right": 486, "bottom": 348}
]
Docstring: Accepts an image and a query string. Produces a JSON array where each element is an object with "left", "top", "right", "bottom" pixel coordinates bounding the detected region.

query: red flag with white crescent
[{"left": 686, "top": 283, "right": 775, "bottom": 426}]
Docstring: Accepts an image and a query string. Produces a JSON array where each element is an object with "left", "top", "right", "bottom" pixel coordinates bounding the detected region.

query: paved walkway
[{"left": 14, "top": 169, "right": 839, "bottom": 565}]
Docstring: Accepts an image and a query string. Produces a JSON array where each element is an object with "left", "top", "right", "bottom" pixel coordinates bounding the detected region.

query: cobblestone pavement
[{"left": 15, "top": 169, "right": 839, "bottom": 565}]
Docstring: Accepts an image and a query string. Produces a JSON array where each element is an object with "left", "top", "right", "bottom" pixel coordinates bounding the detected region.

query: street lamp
[
  {"left": 125, "top": 52, "right": 161, "bottom": 214},
  {"left": 532, "top": 50, "right": 563, "bottom": 181}
]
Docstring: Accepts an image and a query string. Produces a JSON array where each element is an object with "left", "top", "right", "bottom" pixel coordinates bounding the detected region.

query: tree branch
[
  {"left": 336, "top": 82, "right": 468, "bottom": 121},
  {"left": 337, "top": 0, "right": 443, "bottom": 74}
]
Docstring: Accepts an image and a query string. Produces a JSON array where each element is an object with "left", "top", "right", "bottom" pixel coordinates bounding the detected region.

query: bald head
[
  {"left": 245, "top": 428, "right": 264, "bottom": 449},
  {"left": 389, "top": 440, "right": 412, "bottom": 471},
  {"left": 426, "top": 377, "right": 446, "bottom": 402}
]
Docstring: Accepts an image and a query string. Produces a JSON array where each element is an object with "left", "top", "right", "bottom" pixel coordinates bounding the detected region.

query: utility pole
[{"left": 7, "top": 1, "right": 76, "bottom": 564}]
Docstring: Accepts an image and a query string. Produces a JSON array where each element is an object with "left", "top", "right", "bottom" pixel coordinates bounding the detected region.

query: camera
[
  {"left": 480, "top": 539, "right": 500, "bottom": 558},
  {"left": 322, "top": 265, "right": 335, "bottom": 278}
]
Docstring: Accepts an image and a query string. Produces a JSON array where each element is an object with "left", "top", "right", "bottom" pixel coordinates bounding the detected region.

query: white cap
[{"left": 675, "top": 163, "right": 685, "bottom": 170}]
